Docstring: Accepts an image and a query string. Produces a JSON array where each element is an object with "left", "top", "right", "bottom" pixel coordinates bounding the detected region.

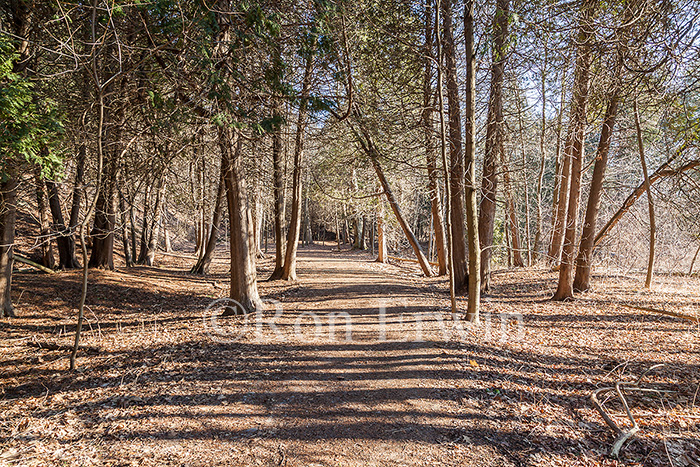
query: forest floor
[{"left": 1, "top": 243, "right": 699, "bottom": 467}]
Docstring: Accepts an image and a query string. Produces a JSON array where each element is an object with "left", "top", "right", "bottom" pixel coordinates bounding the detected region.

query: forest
[{"left": 1, "top": 0, "right": 699, "bottom": 465}]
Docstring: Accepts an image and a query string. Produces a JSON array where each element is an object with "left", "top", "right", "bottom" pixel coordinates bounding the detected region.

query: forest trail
[
  {"left": 197, "top": 244, "right": 511, "bottom": 466},
  {"left": 2, "top": 244, "right": 699, "bottom": 466}
]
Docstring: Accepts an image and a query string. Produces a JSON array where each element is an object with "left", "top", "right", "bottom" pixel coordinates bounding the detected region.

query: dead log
[{"left": 14, "top": 254, "right": 56, "bottom": 274}]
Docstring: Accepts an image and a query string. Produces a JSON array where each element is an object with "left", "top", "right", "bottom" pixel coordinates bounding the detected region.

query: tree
[
  {"left": 441, "top": 0, "right": 468, "bottom": 293},
  {"left": 464, "top": 0, "right": 480, "bottom": 322},
  {"left": 553, "top": 0, "right": 596, "bottom": 301},
  {"left": 479, "top": 0, "right": 510, "bottom": 293},
  {"left": 422, "top": 0, "right": 447, "bottom": 276},
  {"left": 572, "top": 56, "right": 622, "bottom": 292}
]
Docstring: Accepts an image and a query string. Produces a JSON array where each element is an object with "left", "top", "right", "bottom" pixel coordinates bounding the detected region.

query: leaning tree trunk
[
  {"left": 352, "top": 111, "right": 433, "bottom": 277},
  {"left": 46, "top": 179, "right": 80, "bottom": 269},
  {"left": 441, "top": 0, "right": 468, "bottom": 293},
  {"left": 33, "top": 166, "right": 56, "bottom": 269},
  {"left": 423, "top": 0, "right": 447, "bottom": 276},
  {"left": 220, "top": 126, "right": 262, "bottom": 314},
  {"left": 281, "top": 52, "right": 313, "bottom": 281},
  {"left": 593, "top": 145, "right": 695, "bottom": 247},
  {"left": 0, "top": 175, "right": 18, "bottom": 318},
  {"left": 464, "top": 0, "right": 481, "bottom": 322},
  {"left": 479, "top": 0, "right": 510, "bottom": 293},
  {"left": 553, "top": 0, "right": 595, "bottom": 301},
  {"left": 573, "top": 65, "right": 621, "bottom": 292},
  {"left": 191, "top": 167, "right": 226, "bottom": 275}
]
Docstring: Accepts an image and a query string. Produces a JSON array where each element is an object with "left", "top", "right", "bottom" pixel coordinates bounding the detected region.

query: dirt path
[
  {"left": 186, "top": 246, "right": 511, "bottom": 466},
  {"left": 1, "top": 244, "right": 699, "bottom": 466}
]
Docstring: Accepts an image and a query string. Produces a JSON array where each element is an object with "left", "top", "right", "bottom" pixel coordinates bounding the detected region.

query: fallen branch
[
  {"left": 618, "top": 303, "right": 699, "bottom": 324},
  {"left": 14, "top": 255, "right": 56, "bottom": 274},
  {"left": 590, "top": 364, "right": 670, "bottom": 457}
]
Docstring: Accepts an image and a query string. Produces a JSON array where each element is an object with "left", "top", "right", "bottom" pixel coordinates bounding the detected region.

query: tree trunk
[
  {"left": 464, "top": 0, "right": 481, "bottom": 321},
  {"left": 0, "top": 176, "right": 18, "bottom": 318},
  {"left": 501, "top": 154, "right": 525, "bottom": 267},
  {"left": 423, "top": 0, "right": 447, "bottom": 276},
  {"left": 376, "top": 204, "right": 387, "bottom": 263},
  {"left": 191, "top": 167, "right": 226, "bottom": 275},
  {"left": 359, "top": 215, "right": 367, "bottom": 250},
  {"left": 268, "top": 100, "right": 286, "bottom": 279},
  {"left": 33, "top": 166, "right": 56, "bottom": 269},
  {"left": 516, "top": 85, "right": 532, "bottom": 265},
  {"left": 634, "top": 98, "right": 656, "bottom": 289},
  {"left": 282, "top": 53, "right": 313, "bottom": 281},
  {"left": 144, "top": 175, "right": 165, "bottom": 266},
  {"left": 117, "top": 181, "right": 133, "bottom": 267},
  {"left": 435, "top": 0, "right": 457, "bottom": 312},
  {"left": 220, "top": 126, "right": 262, "bottom": 313},
  {"left": 553, "top": 0, "right": 595, "bottom": 300},
  {"left": 534, "top": 46, "right": 548, "bottom": 262},
  {"left": 69, "top": 143, "right": 86, "bottom": 230},
  {"left": 46, "top": 180, "right": 80, "bottom": 269},
  {"left": 441, "top": 0, "right": 468, "bottom": 292},
  {"left": 573, "top": 66, "right": 621, "bottom": 292},
  {"left": 353, "top": 113, "right": 433, "bottom": 277},
  {"left": 479, "top": 0, "right": 510, "bottom": 293},
  {"left": 89, "top": 159, "right": 117, "bottom": 269},
  {"left": 137, "top": 181, "right": 152, "bottom": 264}
]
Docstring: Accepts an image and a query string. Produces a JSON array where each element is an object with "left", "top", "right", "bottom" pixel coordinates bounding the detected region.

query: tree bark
[
  {"left": 376, "top": 204, "right": 387, "bottom": 263},
  {"left": 548, "top": 61, "right": 573, "bottom": 265},
  {"left": 634, "top": 98, "right": 655, "bottom": 289},
  {"left": 479, "top": 0, "right": 510, "bottom": 293},
  {"left": 464, "top": 0, "right": 481, "bottom": 321},
  {"left": 117, "top": 180, "right": 133, "bottom": 267},
  {"left": 137, "top": 180, "right": 152, "bottom": 264},
  {"left": 143, "top": 174, "right": 165, "bottom": 266},
  {"left": 191, "top": 166, "right": 226, "bottom": 275},
  {"left": 33, "top": 166, "right": 56, "bottom": 269},
  {"left": 423, "top": 0, "right": 447, "bottom": 276},
  {"left": 553, "top": 0, "right": 595, "bottom": 300},
  {"left": 501, "top": 154, "right": 525, "bottom": 267},
  {"left": 441, "top": 0, "right": 468, "bottom": 293},
  {"left": 0, "top": 176, "right": 18, "bottom": 317},
  {"left": 46, "top": 179, "right": 81, "bottom": 269},
  {"left": 573, "top": 66, "right": 621, "bottom": 292},
  {"left": 220, "top": 126, "right": 262, "bottom": 313},
  {"left": 69, "top": 143, "right": 86, "bottom": 230},
  {"left": 268, "top": 102, "right": 285, "bottom": 279},
  {"left": 281, "top": 53, "right": 313, "bottom": 281},
  {"left": 89, "top": 158, "right": 117, "bottom": 269},
  {"left": 534, "top": 46, "right": 548, "bottom": 261}
]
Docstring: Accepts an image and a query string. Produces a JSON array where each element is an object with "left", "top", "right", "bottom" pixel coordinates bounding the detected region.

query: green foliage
[{"left": 0, "top": 38, "right": 63, "bottom": 180}]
